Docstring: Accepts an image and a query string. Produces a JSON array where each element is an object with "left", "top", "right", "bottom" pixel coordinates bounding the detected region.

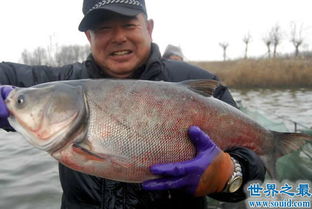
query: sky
[{"left": 1, "top": 0, "right": 312, "bottom": 62}]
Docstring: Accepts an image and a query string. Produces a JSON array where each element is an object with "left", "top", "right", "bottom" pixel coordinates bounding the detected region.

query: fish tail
[
  {"left": 265, "top": 131, "right": 312, "bottom": 180},
  {"left": 272, "top": 131, "right": 312, "bottom": 156}
]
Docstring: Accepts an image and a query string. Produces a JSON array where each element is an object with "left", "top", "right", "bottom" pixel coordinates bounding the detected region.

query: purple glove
[
  {"left": 143, "top": 126, "right": 233, "bottom": 196},
  {"left": 0, "top": 85, "right": 15, "bottom": 129}
]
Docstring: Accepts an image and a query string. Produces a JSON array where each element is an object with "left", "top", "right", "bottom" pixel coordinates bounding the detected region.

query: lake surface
[
  {"left": 232, "top": 88, "right": 312, "bottom": 131},
  {"left": 0, "top": 88, "right": 311, "bottom": 209},
  {"left": 0, "top": 130, "right": 61, "bottom": 209}
]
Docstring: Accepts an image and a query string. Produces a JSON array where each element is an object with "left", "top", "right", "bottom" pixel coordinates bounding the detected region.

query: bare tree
[
  {"left": 219, "top": 42, "right": 229, "bottom": 61},
  {"left": 21, "top": 47, "right": 48, "bottom": 65},
  {"left": 243, "top": 33, "right": 252, "bottom": 59},
  {"left": 290, "top": 22, "right": 304, "bottom": 57},
  {"left": 55, "top": 45, "right": 90, "bottom": 66},
  {"left": 46, "top": 34, "right": 59, "bottom": 66},
  {"left": 270, "top": 24, "right": 282, "bottom": 58},
  {"left": 262, "top": 25, "right": 282, "bottom": 58},
  {"left": 262, "top": 31, "right": 273, "bottom": 58},
  {"left": 262, "top": 35, "right": 272, "bottom": 58},
  {"left": 33, "top": 47, "right": 48, "bottom": 65},
  {"left": 21, "top": 49, "right": 32, "bottom": 65},
  {"left": 21, "top": 44, "right": 90, "bottom": 66}
]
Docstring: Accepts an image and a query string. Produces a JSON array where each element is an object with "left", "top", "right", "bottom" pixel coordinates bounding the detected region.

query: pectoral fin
[
  {"left": 72, "top": 143, "right": 132, "bottom": 168},
  {"left": 72, "top": 143, "right": 104, "bottom": 161}
]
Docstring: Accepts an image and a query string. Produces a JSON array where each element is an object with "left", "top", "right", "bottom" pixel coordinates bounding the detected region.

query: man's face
[
  {"left": 85, "top": 13, "right": 154, "bottom": 78},
  {"left": 168, "top": 55, "right": 183, "bottom": 61}
]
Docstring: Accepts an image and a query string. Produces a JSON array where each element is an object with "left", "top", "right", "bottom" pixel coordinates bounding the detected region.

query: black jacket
[{"left": 0, "top": 43, "right": 265, "bottom": 209}]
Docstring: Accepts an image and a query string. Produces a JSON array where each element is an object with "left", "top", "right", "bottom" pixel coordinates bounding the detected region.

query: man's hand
[
  {"left": 143, "top": 126, "right": 234, "bottom": 196},
  {"left": 0, "top": 85, "right": 14, "bottom": 129}
]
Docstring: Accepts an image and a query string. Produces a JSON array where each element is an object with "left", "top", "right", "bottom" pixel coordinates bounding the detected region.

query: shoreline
[{"left": 190, "top": 58, "right": 312, "bottom": 89}]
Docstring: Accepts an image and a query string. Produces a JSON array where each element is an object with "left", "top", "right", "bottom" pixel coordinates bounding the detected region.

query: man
[
  {"left": 0, "top": 0, "right": 266, "bottom": 208},
  {"left": 163, "top": 44, "right": 184, "bottom": 61}
]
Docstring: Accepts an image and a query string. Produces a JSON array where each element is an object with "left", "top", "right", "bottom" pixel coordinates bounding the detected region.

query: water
[
  {"left": 231, "top": 88, "right": 312, "bottom": 131},
  {"left": 0, "top": 89, "right": 312, "bottom": 209},
  {"left": 0, "top": 130, "right": 62, "bottom": 209}
]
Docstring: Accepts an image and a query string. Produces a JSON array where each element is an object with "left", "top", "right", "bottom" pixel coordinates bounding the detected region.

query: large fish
[{"left": 5, "top": 79, "right": 312, "bottom": 182}]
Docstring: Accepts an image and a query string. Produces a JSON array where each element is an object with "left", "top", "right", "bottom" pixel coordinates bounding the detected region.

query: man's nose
[{"left": 112, "top": 27, "right": 127, "bottom": 44}]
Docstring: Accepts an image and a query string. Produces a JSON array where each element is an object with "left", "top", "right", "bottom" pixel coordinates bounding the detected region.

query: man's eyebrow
[{"left": 122, "top": 15, "right": 139, "bottom": 21}]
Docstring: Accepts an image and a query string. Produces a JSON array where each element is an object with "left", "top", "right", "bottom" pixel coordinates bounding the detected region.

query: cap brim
[{"left": 79, "top": 5, "right": 143, "bottom": 31}]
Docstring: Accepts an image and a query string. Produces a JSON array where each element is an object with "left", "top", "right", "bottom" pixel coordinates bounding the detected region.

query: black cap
[{"left": 79, "top": 0, "right": 147, "bottom": 31}]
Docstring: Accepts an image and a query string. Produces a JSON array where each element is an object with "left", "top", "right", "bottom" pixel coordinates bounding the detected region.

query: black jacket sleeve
[
  {"left": 213, "top": 84, "right": 237, "bottom": 108},
  {"left": 209, "top": 147, "right": 266, "bottom": 202},
  {"left": 0, "top": 62, "right": 85, "bottom": 86}
]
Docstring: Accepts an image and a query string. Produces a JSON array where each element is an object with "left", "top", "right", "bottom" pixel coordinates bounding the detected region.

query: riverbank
[{"left": 190, "top": 58, "right": 312, "bottom": 88}]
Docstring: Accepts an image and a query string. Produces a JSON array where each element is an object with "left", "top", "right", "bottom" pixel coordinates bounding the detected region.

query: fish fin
[
  {"left": 72, "top": 143, "right": 132, "bottom": 168},
  {"left": 72, "top": 143, "right": 104, "bottom": 161},
  {"left": 272, "top": 131, "right": 312, "bottom": 156},
  {"left": 266, "top": 131, "right": 312, "bottom": 179},
  {"left": 110, "top": 156, "right": 133, "bottom": 169},
  {"left": 261, "top": 155, "right": 283, "bottom": 180},
  {"left": 180, "top": 79, "right": 219, "bottom": 97}
]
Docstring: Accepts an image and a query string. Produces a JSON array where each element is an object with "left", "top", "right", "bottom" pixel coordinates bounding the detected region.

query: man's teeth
[{"left": 113, "top": 51, "right": 130, "bottom": 56}]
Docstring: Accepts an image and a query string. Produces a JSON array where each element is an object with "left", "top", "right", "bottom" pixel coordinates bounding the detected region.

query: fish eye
[{"left": 16, "top": 95, "right": 26, "bottom": 108}]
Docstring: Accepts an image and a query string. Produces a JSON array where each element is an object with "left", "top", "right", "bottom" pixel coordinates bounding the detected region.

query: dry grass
[{"left": 190, "top": 58, "right": 312, "bottom": 88}]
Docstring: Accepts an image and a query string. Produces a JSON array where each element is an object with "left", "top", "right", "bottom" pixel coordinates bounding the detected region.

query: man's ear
[
  {"left": 147, "top": 19, "right": 154, "bottom": 37},
  {"left": 85, "top": 31, "right": 91, "bottom": 42}
]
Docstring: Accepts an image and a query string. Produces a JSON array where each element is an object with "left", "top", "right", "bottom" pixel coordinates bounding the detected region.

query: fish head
[{"left": 5, "top": 83, "right": 87, "bottom": 152}]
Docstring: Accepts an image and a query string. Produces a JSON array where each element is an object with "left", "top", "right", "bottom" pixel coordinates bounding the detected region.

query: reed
[{"left": 191, "top": 58, "right": 312, "bottom": 88}]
